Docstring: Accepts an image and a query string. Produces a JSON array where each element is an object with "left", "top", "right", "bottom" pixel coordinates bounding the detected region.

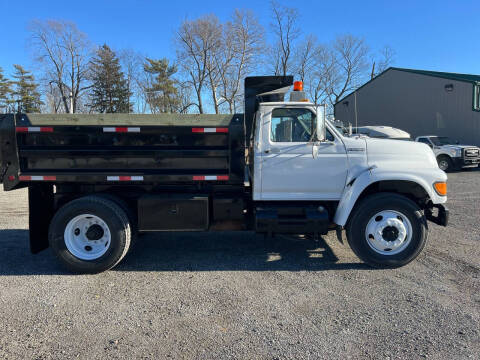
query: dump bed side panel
[{"left": 5, "top": 113, "right": 245, "bottom": 188}]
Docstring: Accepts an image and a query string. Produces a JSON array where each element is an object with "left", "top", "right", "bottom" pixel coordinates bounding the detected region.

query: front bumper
[
  {"left": 452, "top": 157, "right": 480, "bottom": 169},
  {"left": 425, "top": 204, "right": 449, "bottom": 226}
]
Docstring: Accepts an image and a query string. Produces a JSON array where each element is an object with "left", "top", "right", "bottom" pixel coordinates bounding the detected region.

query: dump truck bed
[{"left": 0, "top": 113, "right": 245, "bottom": 190}]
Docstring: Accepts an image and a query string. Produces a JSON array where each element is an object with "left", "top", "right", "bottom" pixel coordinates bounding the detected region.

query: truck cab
[
  {"left": 253, "top": 102, "right": 346, "bottom": 201},
  {"left": 415, "top": 135, "right": 480, "bottom": 171}
]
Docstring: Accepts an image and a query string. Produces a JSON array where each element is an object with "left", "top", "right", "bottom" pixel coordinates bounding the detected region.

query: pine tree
[
  {"left": 11, "top": 65, "right": 42, "bottom": 113},
  {"left": 143, "top": 58, "right": 180, "bottom": 113},
  {"left": 89, "top": 44, "right": 132, "bottom": 113},
  {"left": 0, "top": 67, "right": 12, "bottom": 113}
]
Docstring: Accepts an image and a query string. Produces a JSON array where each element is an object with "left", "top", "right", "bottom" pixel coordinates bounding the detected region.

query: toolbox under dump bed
[{"left": 0, "top": 113, "right": 245, "bottom": 189}]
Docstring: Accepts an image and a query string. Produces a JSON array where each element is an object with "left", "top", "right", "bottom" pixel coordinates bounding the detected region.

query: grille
[{"left": 464, "top": 148, "right": 480, "bottom": 158}]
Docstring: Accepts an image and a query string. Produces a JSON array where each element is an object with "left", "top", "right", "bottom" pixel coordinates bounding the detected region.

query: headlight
[{"left": 449, "top": 148, "right": 461, "bottom": 157}]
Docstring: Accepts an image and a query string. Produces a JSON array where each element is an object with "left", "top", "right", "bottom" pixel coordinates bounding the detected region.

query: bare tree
[
  {"left": 217, "top": 9, "right": 264, "bottom": 113},
  {"left": 328, "top": 34, "right": 370, "bottom": 106},
  {"left": 175, "top": 15, "right": 222, "bottom": 114},
  {"left": 175, "top": 80, "right": 195, "bottom": 114},
  {"left": 118, "top": 49, "right": 144, "bottom": 113},
  {"left": 29, "top": 20, "right": 92, "bottom": 113},
  {"left": 305, "top": 45, "right": 337, "bottom": 106},
  {"left": 294, "top": 35, "right": 318, "bottom": 82},
  {"left": 44, "top": 82, "right": 63, "bottom": 113},
  {"left": 270, "top": 1, "right": 300, "bottom": 76},
  {"left": 370, "top": 45, "right": 395, "bottom": 79}
]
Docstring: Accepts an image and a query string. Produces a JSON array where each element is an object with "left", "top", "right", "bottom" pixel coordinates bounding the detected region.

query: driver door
[{"left": 259, "top": 106, "right": 348, "bottom": 201}]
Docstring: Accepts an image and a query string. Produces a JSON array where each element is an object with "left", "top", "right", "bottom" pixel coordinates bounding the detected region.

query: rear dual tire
[
  {"left": 49, "top": 196, "right": 131, "bottom": 274},
  {"left": 346, "top": 193, "right": 428, "bottom": 268}
]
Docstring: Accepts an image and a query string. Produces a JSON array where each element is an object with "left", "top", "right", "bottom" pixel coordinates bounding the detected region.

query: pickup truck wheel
[
  {"left": 346, "top": 193, "right": 427, "bottom": 268},
  {"left": 437, "top": 155, "right": 452, "bottom": 172},
  {"left": 49, "top": 196, "right": 131, "bottom": 274}
]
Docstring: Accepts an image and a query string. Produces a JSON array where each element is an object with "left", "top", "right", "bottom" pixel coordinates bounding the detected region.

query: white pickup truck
[{"left": 415, "top": 136, "right": 480, "bottom": 172}]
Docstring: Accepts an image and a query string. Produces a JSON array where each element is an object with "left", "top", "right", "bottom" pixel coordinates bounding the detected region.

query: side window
[
  {"left": 270, "top": 108, "right": 315, "bottom": 142},
  {"left": 418, "top": 138, "right": 432, "bottom": 147},
  {"left": 326, "top": 129, "right": 335, "bottom": 142}
]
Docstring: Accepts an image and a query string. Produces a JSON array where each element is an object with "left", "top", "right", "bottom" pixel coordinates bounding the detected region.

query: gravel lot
[{"left": 0, "top": 170, "right": 479, "bottom": 359}]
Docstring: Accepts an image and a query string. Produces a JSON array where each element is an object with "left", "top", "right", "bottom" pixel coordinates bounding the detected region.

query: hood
[
  {"left": 358, "top": 126, "right": 411, "bottom": 139},
  {"left": 440, "top": 144, "right": 479, "bottom": 150},
  {"left": 365, "top": 138, "right": 439, "bottom": 169}
]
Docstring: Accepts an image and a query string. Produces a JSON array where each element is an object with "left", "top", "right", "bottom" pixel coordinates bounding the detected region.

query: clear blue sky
[{"left": 0, "top": 0, "right": 479, "bottom": 77}]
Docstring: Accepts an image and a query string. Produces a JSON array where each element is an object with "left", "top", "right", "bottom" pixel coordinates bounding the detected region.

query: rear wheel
[
  {"left": 437, "top": 155, "right": 453, "bottom": 172},
  {"left": 346, "top": 193, "right": 427, "bottom": 268},
  {"left": 49, "top": 196, "right": 131, "bottom": 274}
]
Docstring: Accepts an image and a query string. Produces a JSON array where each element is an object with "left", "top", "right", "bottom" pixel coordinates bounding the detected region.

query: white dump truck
[{"left": 0, "top": 77, "right": 448, "bottom": 273}]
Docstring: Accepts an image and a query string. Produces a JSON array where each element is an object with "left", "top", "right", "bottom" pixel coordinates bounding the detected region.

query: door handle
[{"left": 265, "top": 148, "right": 280, "bottom": 154}]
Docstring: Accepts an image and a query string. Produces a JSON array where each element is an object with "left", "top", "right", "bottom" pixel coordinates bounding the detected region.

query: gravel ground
[{"left": 0, "top": 171, "right": 479, "bottom": 359}]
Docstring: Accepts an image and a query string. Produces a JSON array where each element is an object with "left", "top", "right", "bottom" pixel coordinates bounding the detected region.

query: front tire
[
  {"left": 49, "top": 195, "right": 131, "bottom": 274},
  {"left": 346, "top": 193, "right": 427, "bottom": 268},
  {"left": 437, "top": 155, "right": 453, "bottom": 172}
]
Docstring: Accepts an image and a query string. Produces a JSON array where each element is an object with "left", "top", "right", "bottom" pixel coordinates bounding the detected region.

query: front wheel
[
  {"left": 437, "top": 155, "right": 453, "bottom": 172},
  {"left": 346, "top": 193, "right": 428, "bottom": 268},
  {"left": 49, "top": 196, "right": 132, "bottom": 274}
]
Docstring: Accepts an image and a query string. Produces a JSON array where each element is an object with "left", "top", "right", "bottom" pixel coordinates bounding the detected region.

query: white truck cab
[
  {"left": 250, "top": 90, "right": 448, "bottom": 268},
  {"left": 415, "top": 135, "right": 480, "bottom": 172}
]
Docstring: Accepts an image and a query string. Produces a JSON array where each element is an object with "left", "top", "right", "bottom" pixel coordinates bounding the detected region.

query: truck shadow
[
  {"left": 0, "top": 230, "right": 370, "bottom": 275},
  {"left": 119, "top": 232, "right": 371, "bottom": 272}
]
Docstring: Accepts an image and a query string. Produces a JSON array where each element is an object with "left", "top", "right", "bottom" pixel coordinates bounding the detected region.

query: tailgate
[{"left": 0, "top": 114, "right": 19, "bottom": 188}]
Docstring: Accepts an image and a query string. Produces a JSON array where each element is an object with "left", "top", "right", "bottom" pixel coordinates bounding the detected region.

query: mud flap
[
  {"left": 425, "top": 204, "right": 449, "bottom": 227},
  {"left": 29, "top": 184, "right": 54, "bottom": 253}
]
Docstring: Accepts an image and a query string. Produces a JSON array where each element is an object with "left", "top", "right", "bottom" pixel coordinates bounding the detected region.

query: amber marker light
[
  {"left": 433, "top": 182, "right": 447, "bottom": 196},
  {"left": 293, "top": 81, "right": 303, "bottom": 91}
]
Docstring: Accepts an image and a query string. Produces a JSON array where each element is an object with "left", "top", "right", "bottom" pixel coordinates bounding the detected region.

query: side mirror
[{"left": 316, "top": 105, "right": 326, "bottom": 142}]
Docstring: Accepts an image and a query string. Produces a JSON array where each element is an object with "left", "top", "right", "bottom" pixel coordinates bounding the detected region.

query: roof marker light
[{"left": 293, "top": 81, "right": 303, "bottom": 91}]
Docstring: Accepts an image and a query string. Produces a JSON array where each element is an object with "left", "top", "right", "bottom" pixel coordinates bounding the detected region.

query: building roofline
[
  {"left": 335, "top": 67, "right": 480, "bottom": 106},
  {"left": 390, "top": 67, "right": 480, "bottom": 84}
]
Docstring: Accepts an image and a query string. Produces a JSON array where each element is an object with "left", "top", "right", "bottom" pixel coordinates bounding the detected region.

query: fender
[{"left": 333, "top": 167, "right": 446, "bottom": 226}]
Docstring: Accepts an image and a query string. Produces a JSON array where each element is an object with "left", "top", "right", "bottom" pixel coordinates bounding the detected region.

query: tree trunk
[
  {"left": 196, "top": 89, "right": 203, "bottom": 114},
  {"left": 211, "top": 86, "right": 219, "bottom": 114}
]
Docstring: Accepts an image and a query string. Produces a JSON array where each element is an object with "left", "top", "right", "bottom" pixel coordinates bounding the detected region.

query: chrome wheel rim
[
  {"left": 64, "top": 214, "right": 111, "bottom": 260},
  {"left": 438, "top": 160, "right": 449, "bottom": 171},
  {"left": 365, "top": 210, "right": 413, "bottom": 255}
]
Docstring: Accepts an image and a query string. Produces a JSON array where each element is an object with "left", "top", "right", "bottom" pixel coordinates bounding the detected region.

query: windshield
[{"left": 430, "top": 136, "right": 453, "bottom": 146}]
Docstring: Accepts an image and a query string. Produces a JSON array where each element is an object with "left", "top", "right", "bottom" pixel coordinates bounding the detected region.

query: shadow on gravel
[
  {"left": 117, "top": 232, "right": 371, "bottom": 272},
  {"left": 0, "top": 229, "right": 67, "bottom": 276},
  {"left": 0, "top": 229, "right": 370, "bottom": 275}
]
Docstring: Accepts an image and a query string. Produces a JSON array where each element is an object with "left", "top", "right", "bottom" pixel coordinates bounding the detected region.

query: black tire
[
  {"left": 48, "top": 195, "right": 131, "bottom": 274},
  {"left": 437, "top": 155, "right": 453, "bottom": 172},
  {"left": 96, "top": 193, "right": 138, "bottom": 243},
  {"left": 96, "top": 193, "right": 136, "bottom": 227},
  {"left": 346, "top": 193, "right": 428, "bottom": 268}
]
